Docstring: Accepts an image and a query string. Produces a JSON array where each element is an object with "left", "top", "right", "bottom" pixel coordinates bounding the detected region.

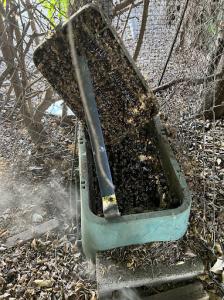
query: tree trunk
[
  {"left": 133, "top": 0, "right": 150, "bottom": 61},
  {"left": 200, "top": 21, "right": 224, "bottom": 119},
  {"left": 202, "top": 56, "right": 224, "bottom": 119},
  {"left": 25, "top": 0, "right": 40, "bottom": 46},
  {"left": 33, "top": 88, "right": 54, "bottom": 124},
  {"left": 0, "top": 5, "right": 46, "bottom": 144},
  {"left": 206, "top": 22, "right": 224, "bottom": 76}
]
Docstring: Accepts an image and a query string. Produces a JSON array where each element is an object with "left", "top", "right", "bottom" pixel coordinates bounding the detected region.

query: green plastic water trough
[{"left": 78, "top": 116, "right": 192, "bottom": 261}]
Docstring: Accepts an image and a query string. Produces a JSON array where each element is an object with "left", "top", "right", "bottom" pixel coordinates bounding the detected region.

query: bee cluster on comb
[
  {"left": 34, "top": 6, "right": 158, "bottom": 143},
  {"left": 91, "top": 130, "right": 173, "bottom": 216},
  {"left": 34, "top": 5, "right": 173, "bottom": 215}
]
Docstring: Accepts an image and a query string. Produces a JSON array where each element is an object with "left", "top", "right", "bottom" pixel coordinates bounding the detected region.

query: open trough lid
[{"left": 33, "top": 4, "right": 158, "bottom": 145}]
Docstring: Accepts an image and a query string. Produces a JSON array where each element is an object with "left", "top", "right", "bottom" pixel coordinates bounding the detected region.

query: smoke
[
  {"left": 116, "top": 288, "right": 142, "bottom": 300},
  {"left": 0, "top": 173, "right": 79, "bottom": 236},
  {"left": 103, "top": 288, "right": 142, "bottom": 300},
  {"left": 0, "top": 177, "right": 145, "bottom": 298},
  {"left": 0, "top": 174, "right": 75, "bottom": 209}
]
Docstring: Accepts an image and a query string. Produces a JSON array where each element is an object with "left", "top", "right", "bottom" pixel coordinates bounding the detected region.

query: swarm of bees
[
  {"left": 34, "top": 6, "right": 158, "bottom": 143},
  {"left": 92, "top": 130, "right": 172, "bottom": 215},
  {"left": 34, "top": 5, "right": 172, "bottom": 215}
]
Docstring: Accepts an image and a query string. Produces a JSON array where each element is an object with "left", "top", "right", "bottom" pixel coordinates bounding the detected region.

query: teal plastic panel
[{"left": 78, "top": 116, "right": 191, "bottom": 261}]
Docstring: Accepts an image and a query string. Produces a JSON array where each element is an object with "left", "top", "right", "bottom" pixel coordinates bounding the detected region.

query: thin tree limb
[
  {"left": 0, "top": 10, "right": 45, "bottom": 143},
  {"left": 23, "top": 0, "right": 41, "bottom": 46},
  {"left": 133, "top": 0, "right": 150, "bottom": 61},
  {"left": 113, "top": 0, "right": 142, "bottom": 16},
  {"left": 158, "top": 0, "right": 190, "bottom": 85},
  {"left": 121, "top": 2, "right": 134, "bottom": 39},
  {"left": 33, "top": 87, "right": 54, "bottom": 123},
  {"left": 0, "top": 66, "right": 11, "bottom": 88},
  {"left": 153, "top": 71, "right": 224, "bottom": 93},
  {"left": 113, "top": 0, "right": 135, "bottom": 14}
]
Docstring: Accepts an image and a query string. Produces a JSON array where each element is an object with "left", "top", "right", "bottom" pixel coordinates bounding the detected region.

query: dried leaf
[
  {"left": 0, "top": 230, "right": 8, "bottom": 238},
  {"left": 217, "top": 158, "right": 222, "bottom": 165},
  {"left": 176, "top": 261, "right": 185, "bottom": 265},
  {"left": 185, "top": 248, "right": 197, "bottom": 258},
  {"left": 0, "top": 293, "right": 10, "bottom": 299},
  {"left": 222, "top": 271, "right": 224, "bottom": 283},
  {"left": 215, "top": 243, "right": 223, "bottom": 256},
  {"left": 210, "top": 258, "right": 224, "bottom": 274},
  {"left": 75, "top": 281, "right": 85, "bottom": 292},
  {"left": 208, "top": 291, "right": 222, "bottom": 300},
  {"left": 127, "top": 260, "right": 134, "bottom": 269},
  {"left": 0, "top": 276, "right": 6, "bottom": 292},
  {"left": 198, "top": 274, "right": 209, "bottom": 281},
  {"left": 31, "top": 238, "right": 37, "bottom": 250},
  {"left": 33, "top": 279, "right": 53, "bottom": 288},
  {"left": 67, "top": 144, "right": 77, "bottom": 154},
  {"left": 90, "top": 291, "right": 97, "bottom": 300}
]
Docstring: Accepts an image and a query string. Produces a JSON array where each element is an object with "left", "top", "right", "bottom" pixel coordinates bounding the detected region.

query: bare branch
[
  {"left": 113, "top": 0, "right": 142, "bottom": 16},
  {"left": 33, "top": 87, "right": 54, "bottom": 123},
  {"left": 133, "top": 0, "right": 150, "bottom": 61},
  {"left": 22, "top": 0, "right": 41, "bottom": 46},
  {"left": 0, "top": 66, "right": 11, "bottom": 88},
  {"left": 121, "top": 2, "right": 134, "bottom": 39},
  {"left": 0, "top": 10, "right": 45, "bottom": 143},
  {"left": 153, "top": 71, "right": 224, "bottom": 93},
  {"left": 113, "top": 0, "right": 135, "bottom": 14},
  {"left": 158, "top": 0, "right": 190, "bottom": 85}
]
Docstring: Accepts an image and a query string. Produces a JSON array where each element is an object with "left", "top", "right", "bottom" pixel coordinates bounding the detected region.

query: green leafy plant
[{"left": 40, "top": 0, "right": 69, "bottom": 24}]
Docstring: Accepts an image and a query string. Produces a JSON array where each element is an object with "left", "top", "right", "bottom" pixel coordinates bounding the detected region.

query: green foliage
[
  {"left": 207, "top": 22, "right": 217, "bottom": 36},
  {"left": 40, "top": 0, "right": 69, "bottom": 25}
]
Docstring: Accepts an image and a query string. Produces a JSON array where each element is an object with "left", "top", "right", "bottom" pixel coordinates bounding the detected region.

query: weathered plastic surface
[{"left": 79, "top": 116, "right": 192, "bottom": 260}]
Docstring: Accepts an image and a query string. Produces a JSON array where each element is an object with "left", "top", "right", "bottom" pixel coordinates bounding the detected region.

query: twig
[
  {"left": 133, "top": 0, "right": 150, "bottom": 61},
  {"left": 121, "top": 2, "right": 134, "bottom": 39},
  {"left": 158, "top": 0, "right": 190, "bottom": 85},
  {"left": 153, "top": 71, "right": 224, "bottom": 93},
  {"left": 113, "top": 0, "right": 143, "bottom": 16},
  {"left": 209, "top": 272, "right": 224, "bottom": 296},
  {"left": 33, "top": 87, "right": 54, "bottom": 123},
  {"left": 0, "top": 75, "right": 43, "bottom": 125},
  {"left": 0, "top": 66, "right": 11, "bottom": 88},
  {"left": 113, "top": 0, "right": 135, "bottom": 14},
  {"left": 14, "top": 21, "right": 31, "bottom": 50},
  {"left": 34, "top": 6, "right": 56, "bottom": 29},
  {"left": 180, "top": 103, "right": 224, "bottom": 122}
]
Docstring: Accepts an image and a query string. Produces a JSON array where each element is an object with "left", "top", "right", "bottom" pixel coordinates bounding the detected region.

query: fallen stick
[{"left": 5, "top": 218, "right": 60, "bottom": 248}]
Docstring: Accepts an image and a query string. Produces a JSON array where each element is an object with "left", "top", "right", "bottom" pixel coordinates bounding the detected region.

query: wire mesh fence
[{"left": 115, "top": 0, "right": 224, "bottom": 245}]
